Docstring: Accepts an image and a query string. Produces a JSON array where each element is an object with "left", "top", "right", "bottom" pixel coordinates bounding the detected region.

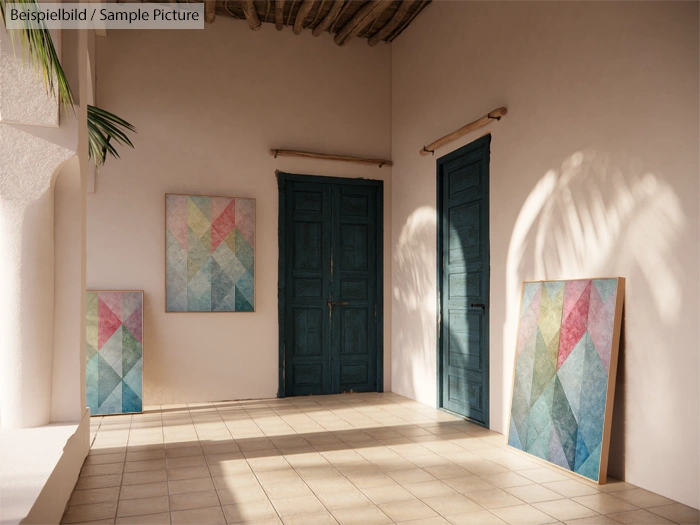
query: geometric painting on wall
[
  {"left": 507, "top": 278, "right": 625, "bottom": 483},
  {"left": 86, "top": 291, "right": 143, "bottom": 415},
  {"left": 165, "top": 194, "right": 255, "bottom": 312}
]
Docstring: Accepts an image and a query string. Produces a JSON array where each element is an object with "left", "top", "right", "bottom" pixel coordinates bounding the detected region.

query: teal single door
[
  {"left": 278, "top": 174, "right": 383, "bottom": 397},
  {"left": 437, "top": 135, "right": 490, "bottom": 426}
]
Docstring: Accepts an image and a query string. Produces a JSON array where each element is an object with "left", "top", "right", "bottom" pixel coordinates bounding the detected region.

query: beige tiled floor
[{"left": 62, "top": 393, "right": 699, "bottom": 525}]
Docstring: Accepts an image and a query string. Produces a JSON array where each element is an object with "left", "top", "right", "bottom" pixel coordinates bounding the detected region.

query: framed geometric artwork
[
  {"left": 507, "top": 278, "right": 625, "bottom": 483},
  {"left": 165, "top": 194, "right": 255, "bottom": 312},
  {"left": 86, "top": 291, "right": 143, "bottom": 415}
]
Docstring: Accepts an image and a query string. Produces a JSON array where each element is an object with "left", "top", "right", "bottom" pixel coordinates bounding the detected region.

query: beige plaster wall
[
  {"left": 89, "top": 19, "right": 392, "bottom": 405},
  {"left": 390, "top": 1, "right": 699, "bottom": 508}
]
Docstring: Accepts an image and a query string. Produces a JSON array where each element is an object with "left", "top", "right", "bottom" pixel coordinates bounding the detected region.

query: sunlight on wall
[
  {"left": 503, "top": 149, "right": 686, "bottom": 431},
  {"left": 392, "top": 206, "right": 437, "bottom": 403}
]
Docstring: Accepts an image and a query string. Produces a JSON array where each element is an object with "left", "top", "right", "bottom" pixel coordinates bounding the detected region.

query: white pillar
[{"left": 0, "top": 129, "right": 75, "bottom": 429}]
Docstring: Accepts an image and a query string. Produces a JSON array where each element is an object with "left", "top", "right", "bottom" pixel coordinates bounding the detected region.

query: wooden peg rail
[
  {"left": 270, "top": 149, "right": 393, "bottom": 167},
  {"left": 420, "top": 107, "right": 507, "bottom": 156}
]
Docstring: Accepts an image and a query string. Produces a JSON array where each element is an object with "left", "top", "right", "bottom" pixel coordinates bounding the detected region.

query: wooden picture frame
[
  {"left": 506, "top": 277, "right": 625, "bottom": 483},
  {"left": 165, "top": 193, "right": 256, "bottom": 313},
  {"left": 86, "top": 290, "right": 144, "bottom": 416}
]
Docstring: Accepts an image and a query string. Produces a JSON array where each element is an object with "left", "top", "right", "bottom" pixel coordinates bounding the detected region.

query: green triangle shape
[
  {"left": 530, "top": 328, "right": 555, "bottom": 406},
  {"left": 98, "top": 382, "right": 122, "bottom": 414},
  {"left": 86, "top": 354, "right": 99, "bottom": 412},
  {"left": 557, "top": 332, "right": 587, "bottom": 420},
  {"left": 189, "top": 195, "right": 211, "bottom": 221},
  {"left": 123, "top": 358, "right": 142, "bottom": 397},
  {"left": 122, "top": 327, "right": 142, "bottom": 377},
  {"left": 234, "top": 228, "right": 254, "bottom": 272},
  {"left": 525, "top": 375, "right": 555, "bottom": 450},
  {"left": 86, "top": 341, "right": 98, "bottom": 362},
  {"left": 97, "top": 353, "right": 122, "bottom": 407},
  {"left": 552, "top": 375, "right": 578, "bottom": 470},
  {"left": 235, "top": 287, "right": 253, "bottom": 312}
]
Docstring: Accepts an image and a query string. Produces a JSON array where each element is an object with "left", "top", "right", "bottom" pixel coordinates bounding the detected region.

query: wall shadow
[
  {"left": 392, "top": 206, "right": 438, "bottom": 403},
  {"left": 504, "top": 150, "right": 687, "bottom": 481}
]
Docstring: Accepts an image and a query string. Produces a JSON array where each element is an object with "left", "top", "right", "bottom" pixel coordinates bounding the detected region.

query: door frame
[
  {"left": 436, "top": 134, "right": 491, "bottom": 427},
  {"left": 277, "top": 172, "right": 384, "bottom": 398}
]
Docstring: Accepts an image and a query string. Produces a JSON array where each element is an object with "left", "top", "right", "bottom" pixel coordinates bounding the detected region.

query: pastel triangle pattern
[
  {"left": 166, "top": 194, "right": 255, "bottom": 312},
  {"left": 86, "top": 291, "right": 143, "bottom": 415},
  {"left": 508, "top": 279, "right": 621, "bottom": 482}
]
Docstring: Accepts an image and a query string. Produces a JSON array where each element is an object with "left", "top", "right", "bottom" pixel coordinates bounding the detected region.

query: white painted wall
[
  {"left": 0, "top": 28, "right": 80, "bottom": 429},
  {"left": 89, "top": 20, "right": 392, "bottom": 405},
  {"left": 390, "top": 1, "right": 699, "bottom": 508},
  {"left": 0, "top": 24, "right": 90, "bottom": 523}
]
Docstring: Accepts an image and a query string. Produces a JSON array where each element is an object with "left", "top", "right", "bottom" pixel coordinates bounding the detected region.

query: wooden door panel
[
  {"left": 333, "top": 185, "right": 377, "bottom": 393},
  {"left": 286, "top": 181, "right": 331, "bottom": 396},
  {"left": 438, "top": 136, "right": 490, "bottom": 426},
  {"left": 292, "top": 308, "right": 323, "bottom": 356},
  {"left": 281, "top": 175, "right": 382, "bottom": 397}
]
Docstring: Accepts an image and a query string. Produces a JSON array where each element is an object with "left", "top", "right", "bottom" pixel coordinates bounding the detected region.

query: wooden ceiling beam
[
  {"left": 293, "top": 0, "right": 315, "bottom": 34},
  {"left": 309, "top": 0, "right": 325, "bottom": 28},
  {"left": 204, "top": 0, "right": 216, "bottom": 23},
  {"left": 241, "top": 0, "right": 262, "bottom": 30},
  {"left": 367, "top": 0, "right": 413, "bottom": 46},
  {"left": 274, "top": 0, "right": 284, "bottom": 30},
  {"left": 312, "top": 0, "right": 344, "bottom": 37},
  {"left": 388, "top": 0, "right": 428, "bottom": 42},
  {"left": 334, "top": 0, "right": 392, "bottom": 46}
]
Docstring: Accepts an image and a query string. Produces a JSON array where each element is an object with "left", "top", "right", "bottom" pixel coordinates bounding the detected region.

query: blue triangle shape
[
  {"left": 574, "top": 427, "right": 590, "bottom": 471},
  {"left": 508, "top": 417, "right": 523, "bottom": 450},
  {"left": 122, "top": 381, "right": 142, "bottom": 413}
]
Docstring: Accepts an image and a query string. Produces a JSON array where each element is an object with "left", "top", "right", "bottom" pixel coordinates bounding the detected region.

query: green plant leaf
[
  {"left": 88, "top": 105, "right": 136, "bottom": 166},
  {"left": 1, "top": 0, "right": 136, "bottom": 166}
]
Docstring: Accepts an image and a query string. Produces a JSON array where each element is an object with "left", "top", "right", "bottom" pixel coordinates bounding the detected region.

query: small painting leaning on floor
[
  {"left": 86, "top": 291, "right": 144, "bottom": 415},
  {"left": 507, "top": 278, "right": 625, "bottom": 483}
]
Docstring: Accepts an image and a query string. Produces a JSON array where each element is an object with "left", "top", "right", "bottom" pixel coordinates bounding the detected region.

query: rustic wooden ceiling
[{"left": 201, "top": 1, "right": 432, "bottom": 46}]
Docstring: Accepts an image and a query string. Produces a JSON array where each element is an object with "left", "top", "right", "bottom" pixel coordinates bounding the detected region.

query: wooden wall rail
[
  {"left": 420, "top": 107, "right": 507, "bottom": 156},
  {"left": 270, "top": 149, "right": 392, "bottom": 167}
]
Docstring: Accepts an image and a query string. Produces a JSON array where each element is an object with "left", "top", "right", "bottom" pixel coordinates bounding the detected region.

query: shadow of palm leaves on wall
[
  {"left": 393, "top": 206, "right": 437, "bottom": 401},
  {"left": 507, "top": 150, "right": 685, "bottom": 327},
  {"left": 504, "top": 149, "right": 687, "bottom": 476}
]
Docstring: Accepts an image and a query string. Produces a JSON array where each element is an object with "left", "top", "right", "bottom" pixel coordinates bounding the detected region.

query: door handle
[
  {"left": 471, "top": 303, "right": 486, "bottom": 309},
  {"left": 328, "top": 301, "right": 349, "bottom": 307}
]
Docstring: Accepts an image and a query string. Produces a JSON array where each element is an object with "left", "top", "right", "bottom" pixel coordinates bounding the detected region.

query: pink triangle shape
[
  {"left": 518, "top": 286, "right": 542, "bottom": 355},
  {"left": 123, "top": 303, "right": 143, "bottom": 344},
  {"left": 99, "top": 292, "right": 122, "bottom": 322},
  {"left": 557, "top": 281, "right": 591, "bottom": 369},
  {"left": 98, "top": 297, "right": 122, "bottom": 350},
  {"left": 167, "top": 195, "right": 188, "bottom": 251},
  {"left": 588, "top": 285, "right": 615, "bottom": 372}
]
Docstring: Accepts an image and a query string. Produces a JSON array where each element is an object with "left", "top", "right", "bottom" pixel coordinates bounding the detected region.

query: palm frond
[
  {"left": 88, "top": 105, "right": 136, "bottom": 166},
  {"left": 1, "top": 0, "right": 136, "bottom": 165},
  {"left": 0, "top": 0, "right": 73, "bottom": 108}
]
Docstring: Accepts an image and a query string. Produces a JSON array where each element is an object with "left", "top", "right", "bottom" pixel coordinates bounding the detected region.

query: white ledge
[{"left": 0, "top": 411, "right": 90, "bottom": 525}]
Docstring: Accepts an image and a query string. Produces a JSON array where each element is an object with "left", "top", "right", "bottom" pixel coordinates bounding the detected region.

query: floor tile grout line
[{"left": 62, "top": 394, "right": 696, "bottom": 525}]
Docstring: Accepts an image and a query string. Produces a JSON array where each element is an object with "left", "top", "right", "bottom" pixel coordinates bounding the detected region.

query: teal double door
[
  {"left": 278, "top": 173, "right": 383, "bottom": 397},
  {"left": 437, "top": 135, "right": 491, "bottom": 427}
]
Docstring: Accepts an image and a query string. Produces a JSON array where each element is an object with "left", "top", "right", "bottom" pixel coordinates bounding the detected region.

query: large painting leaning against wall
[
  {"left": 165, "top": 194, "right": 255, "bottom": 312},
  {"left": 86, "top": 291, "right": 143, "bottom": 415},
  {"left": 507, "top": 278, "right": 625, "bottom": 483}
]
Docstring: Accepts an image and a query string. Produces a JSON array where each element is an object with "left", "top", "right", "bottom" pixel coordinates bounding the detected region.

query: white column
[
  {"left": 0, "top": 129, "right": 75, "bottom": 429},
  {"left": 0, "top": 27, "right": 76, "bottom": 429}
]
